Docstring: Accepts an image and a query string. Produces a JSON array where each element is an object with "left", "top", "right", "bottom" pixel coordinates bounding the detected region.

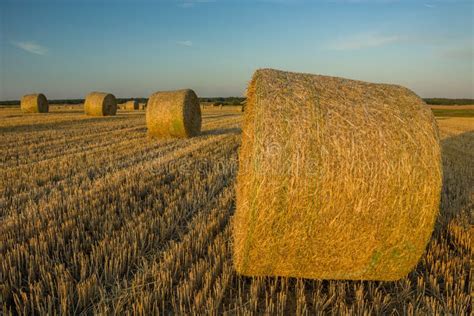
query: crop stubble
[{"left": 0, "top": 108, "right": 471, "bottom": 315}]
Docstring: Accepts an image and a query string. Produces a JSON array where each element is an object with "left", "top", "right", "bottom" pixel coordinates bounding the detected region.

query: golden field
[{"left": 0, "top": 106, "right": 472, "bottom": 315}]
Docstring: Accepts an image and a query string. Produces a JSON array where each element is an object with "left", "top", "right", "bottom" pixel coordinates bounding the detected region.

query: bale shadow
[
  {"left": 117, "top": 112, "right": 146, "bottom": 117},
  {"left": 435, "top": 130, "right": 474, "bottom": 233},
  {"left": 200, "top": 127, "right": 242, "bottom": 137},
  {"left": 202, "top": 113, "right": 242, "bottom": 119},
  {"left": 134, "top": 127, "right": 148, "bottom": 133},
  {"left": 3, "top": 114, "right": 24, "bottom": 118},
  {"left": 48, "top": 110, "right": 83, "bottom": 114}
]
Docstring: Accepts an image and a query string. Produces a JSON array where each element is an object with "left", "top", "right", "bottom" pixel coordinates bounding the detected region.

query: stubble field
[{"left": 1, "top": 106, "right": 472, "bottom": 315}]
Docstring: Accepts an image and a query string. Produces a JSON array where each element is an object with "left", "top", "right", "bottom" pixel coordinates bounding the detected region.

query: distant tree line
[
  {"left": 423, "top": 98, "right": 474, "bottom": 105},
  {"left": 0, "top": 97, "right": 245, "bottom": 106},
  {"left": 116, "top": 98, "right": 148, "bottom": 104},
  {"left": 200, "top": 97, "right": 246, "bottom": 106},
  {"left": 0, "top": 98, "right": 149, "bottom": 107},
  {"left": 3, "top": 97, "right": 470, "bottom": 107}
]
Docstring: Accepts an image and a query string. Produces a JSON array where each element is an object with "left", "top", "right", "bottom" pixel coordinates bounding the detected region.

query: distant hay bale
[
  {"left": 84, "top": 92, "right": 117, "bottom": 116},
  {"left": 146, "top": 89, "right": 201, "bottom": 138},
  {"left": 240, "top": 100, "right": 246, "bottom": 112},
  {"left": 125, "top": 100, "right": 139, "bottom": 110},
  {"left": 139, "top": 103, "right": 146, "bottom": 110},
  {"left": 21, "top": 93, "right": 49, "bottom": 113},
  {"left": 233, "top": 69, "right": 442, "bottom": 281}
]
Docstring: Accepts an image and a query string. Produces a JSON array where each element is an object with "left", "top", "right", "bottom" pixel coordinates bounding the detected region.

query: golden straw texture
[
  {"left": 146, "top": 89, "right": 201, "bottom": 138},
  {"left": 125, "top": 100, "right": 139, "bottom": 110},
  {"left": 233, "top": 69, "right": 442, "bottom": 281},
  {"left": 20, "top": 93, "right": 49, "bottom": 113},
  {"left": 84, "top": 92, "right": 117, "bottom": 116}
]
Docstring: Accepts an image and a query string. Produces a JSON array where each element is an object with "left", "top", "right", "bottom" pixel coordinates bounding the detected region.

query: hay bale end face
[
  {"left": 233, "top": 69, "right": 442, "bottom": 281},
  {"left": 125, "top": 100, "right": 139, "bottom": 110},
  {"left": 84, "top": 92, "right": 117, "bottom": 116},
  {"left": 146, "top": 89, "right": 201, "bottom": 138},
  {"left": 21, "top": 93, "right": 49, "bottom": 113}
]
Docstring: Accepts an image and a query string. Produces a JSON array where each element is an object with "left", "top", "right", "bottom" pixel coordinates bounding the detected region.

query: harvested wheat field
[{"left": 0, "top": 107, "right": 472, "bottom": 314}]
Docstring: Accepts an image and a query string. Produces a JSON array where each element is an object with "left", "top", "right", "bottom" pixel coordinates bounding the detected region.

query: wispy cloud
[
  {"left": 424, "top": 3, "right": 436, "bottom": 8},
  {"left": 179, "top": 2, "right": 195, "bottom": 8},
  {"left": 325, "top": 0, "right": 399, "bottom": 3},
  {"left": 176, "top": 40, "right": 193, "bottom": 47},
  {"left": 12, "top": 41, "right": 48, "bottom": 55},
  {"left": 328, "top": 32, "right": 401, "bottom": 50},
  {"left": 257, "top": 0, "right": 305, "bottom": 3},
  {"left": 178, "top": 0, "right": 215, "bottom": 8}
]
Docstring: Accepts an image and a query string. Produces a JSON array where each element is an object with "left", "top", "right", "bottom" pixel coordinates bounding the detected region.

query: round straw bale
[
  {"left": 233, "top": 69, "right": 442, "bottom": 281},
  {"left": 146, "top": 89, "right": 201, "bottom": 138},
  {"left": 84, "top": 92, "right": 117, "bottom": 116},
  {"left": 21, "top": 93, "right": 49, "bottom": 113},
  {"left": 125, "top": 100, "right": 139, "bottom": 110}
]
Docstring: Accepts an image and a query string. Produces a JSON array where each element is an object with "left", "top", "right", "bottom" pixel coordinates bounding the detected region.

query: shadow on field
[
  {"left": 0, "top": 115, "right": 131, "bottom": 134},
  {"left": 47, "top": 110, "right": 83, "bottom": 114},
  {"left": 203, "top": 113, "right": 242, "bottom": 119},
  {"left": 3, "top": 114, "right": 24, "bottom": 118},
  {"left": 116, "top": 111, "right": 145, "bottom": 116},
  {"left": 435, "top": 130, "right": 474, "bottom": 234},
  {"left": 201, "top": 127, "right": 241, "bottom": 136}
]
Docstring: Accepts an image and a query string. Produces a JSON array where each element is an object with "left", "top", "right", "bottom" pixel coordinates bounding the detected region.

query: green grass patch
[{"left": 432, "top": 109, "right": 474, "bottom": 117}]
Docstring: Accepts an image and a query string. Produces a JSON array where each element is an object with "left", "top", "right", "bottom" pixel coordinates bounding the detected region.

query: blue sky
[{"left": 0, "top": 0, "right": 472, "bottom": 100}]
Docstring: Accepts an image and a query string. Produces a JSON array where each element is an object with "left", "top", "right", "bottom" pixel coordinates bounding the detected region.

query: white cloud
[
  {"left": 328, "top": 32, "right": 401, "bottom": 50},
  {"left": 325, "top": 0, "right": 399, "bottom": 3},
  {"left": 178, "top": 0, "right": 215, "bottom": 8},
  {"left": 176, "top": 40, "right": 193, "bottom": 47},
  {"left": 12, "top": 41, "right": 48, "bottom": 55},
  {"left": 179, "top": 2, "right": 195, "bottom": 8},
  {"left": 424, "top": 3, "right": 436, "bottom": 8}
]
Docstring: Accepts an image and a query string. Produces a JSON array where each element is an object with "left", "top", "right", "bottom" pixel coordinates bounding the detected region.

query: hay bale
[
  {"left": 139, "top": 103, "right": 146, "bottom": 110},
  {"left": 21, "top": 93, "right": 49, "bottom": 113},
  {"left": 146, "top": 89, "right": 201, "bottom": 138},
  {"left": 84, "top": 92, "right": 117, "bottom": 116},
  {"left": 233, "top": 69, "right": 442, "bottom": 281},
  {"left": 125, "top": 100, "right": 139, "bottom": 110},
  {"left": 240, "top": 100, "right": 246, "bottom": 112}
]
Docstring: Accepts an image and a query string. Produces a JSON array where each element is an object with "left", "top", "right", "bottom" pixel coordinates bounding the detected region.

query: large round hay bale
[
  {"left": 146, "top": 89, "right": 201, "bottom": 138},
  {"left": 21, "top": 93, "right": 49, "bottom": 113},
  {"left": 84, "top": 92, "right": 117, "bottom": 116},
  {"left": 125, "top": 100, "right": 139, "bottom": 110},
  {"left": 233, "top": 69, "right": 442, "bottom": 281}
]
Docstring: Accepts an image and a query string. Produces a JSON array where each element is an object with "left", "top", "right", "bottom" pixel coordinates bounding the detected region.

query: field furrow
[
  {"left": 0, "top": 115, "right": 241, "bottom": 218},
  {"left": 1, "top": 128, "right": 240, "bottom": 251}
]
